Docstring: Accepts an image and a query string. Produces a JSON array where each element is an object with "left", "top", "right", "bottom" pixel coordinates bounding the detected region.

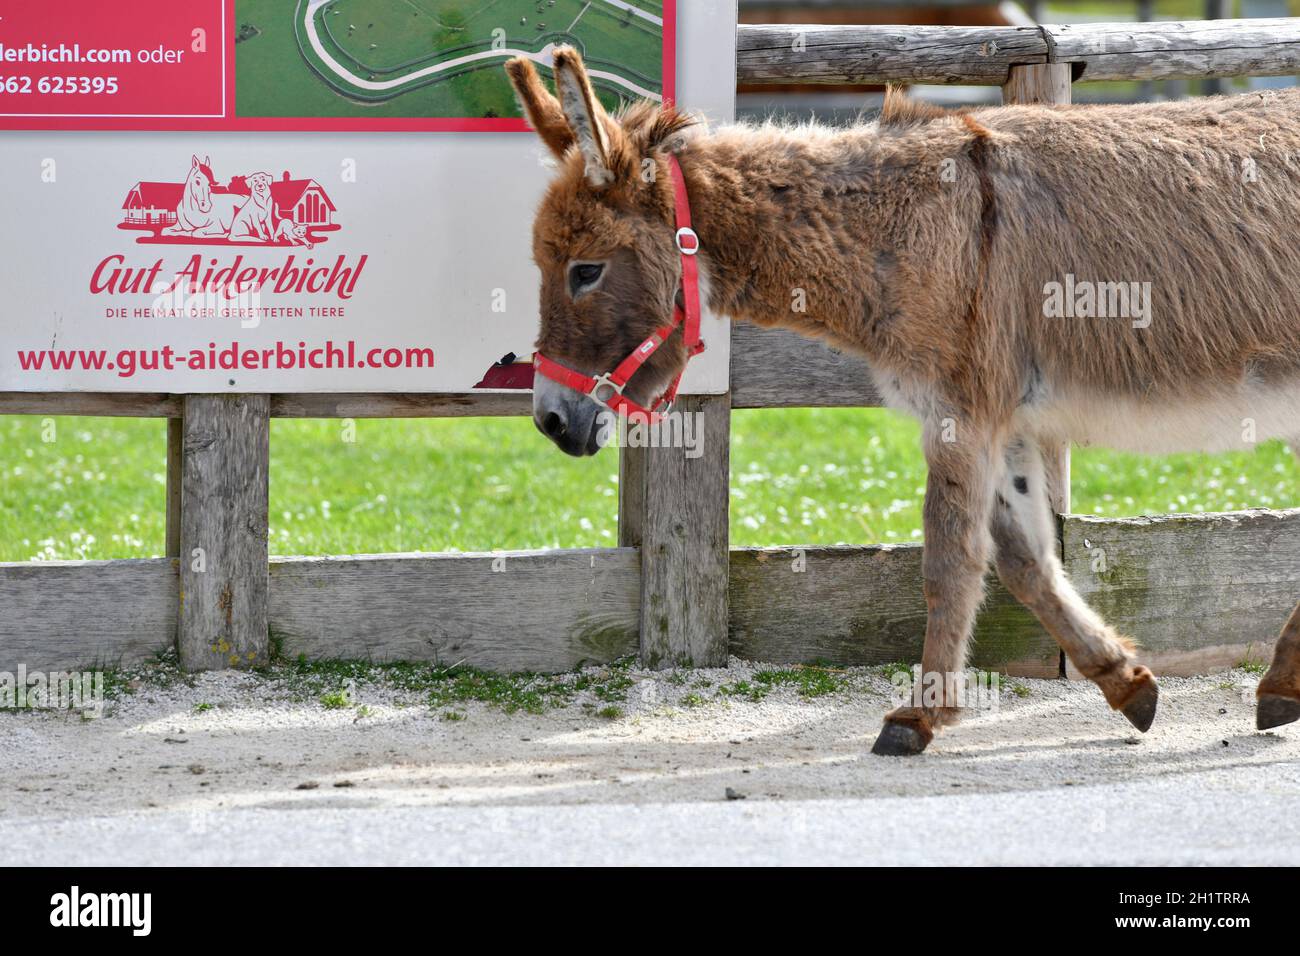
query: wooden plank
[
  {"left": 0, "top": 559, "right": 176, "bottom": 670},
  {"left": 730, "top": 323, "right": 882, "bottom": 408},
  {"left": 1002, "top": 63, "right": 1072, "bottom": 516},
  {"left": 618, "top": 421, "right": 647, "bottom": 549},
  {"left": 729, "top": 545, "right": 1060, "bottom": 676},
  {"left": 621, "top": 395, "right": 732, "bottom": 668},
  {"left": 1046, "top": 18, "right": 1300, "bottom": 83},
  {"left": 0, "top": 393, "right": 181, "bottom": 418},
  {"left": 0, "top": 392, "right": 531, "bottom": 419},
  {"left": 737, "top": 23, "right": 1048, "bottom": 86},
  {"left": 268, "top": 549, "right": 640, "bottom": 672},
  {"left": 177, "top": 395, "right": 270, "bottom": 671},
  {"left": 269, "top": 392, "right": 532, "bottom": 418},
  {"left": 736, "top": 19, "right": 1300, "bottom": 87},
  {"left": 1062, "top": 510, "right": 1300, "bottom": 676}
]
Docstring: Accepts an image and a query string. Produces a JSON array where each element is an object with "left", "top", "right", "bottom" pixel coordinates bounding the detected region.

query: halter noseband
[{"left": 532, "top": 154, "right": 705, "bottom": 423}]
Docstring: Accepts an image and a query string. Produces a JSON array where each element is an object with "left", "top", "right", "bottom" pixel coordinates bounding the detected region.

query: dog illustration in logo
[
  {"left": 162, "top": 155, "right": 241, "bottom": 238},
  {"left": 228, "top": 171, "right": 276, "bottom": 243}
]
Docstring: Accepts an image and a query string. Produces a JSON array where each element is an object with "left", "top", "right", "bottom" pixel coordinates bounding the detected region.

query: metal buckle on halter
[
  {"left": 675, "top": 227, "right": 700, "bottom": 256},
  {"left": 588, "top": 372, "right": 625, "bottom": 407}
]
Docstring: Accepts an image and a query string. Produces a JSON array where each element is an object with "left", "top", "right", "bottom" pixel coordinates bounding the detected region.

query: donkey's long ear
[
  {"left": 505, "top": 57, "right": 574, "bottom": 159},
  {"left": 551, "top": 46, "right": 630, "bottom": 189}
]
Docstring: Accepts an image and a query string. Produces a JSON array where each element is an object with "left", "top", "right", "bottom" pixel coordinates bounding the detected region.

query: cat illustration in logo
[
  {"left": 274, "top": 219, "right": 314, "bottom": 249},
  {"left": 228, "top": 171, "right": 277, "bottom": 243}
]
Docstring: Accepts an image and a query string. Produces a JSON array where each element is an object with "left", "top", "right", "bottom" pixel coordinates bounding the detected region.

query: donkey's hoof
[
  {"left": 871, "top": 722, "right": 929, "bottom": 757},
  {"left": 1120, "top": 676, "right": 1159, "bottom": 733},
  {"left": 1256, "top": 694, "right": 1300, "bottom": 731}
]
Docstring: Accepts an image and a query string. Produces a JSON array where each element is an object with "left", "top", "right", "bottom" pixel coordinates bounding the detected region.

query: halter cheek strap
[{"left": 532, "top": 154, "right": 705, "bottom": 423}]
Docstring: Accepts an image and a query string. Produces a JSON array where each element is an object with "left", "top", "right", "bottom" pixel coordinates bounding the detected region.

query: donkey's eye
[{"left": 569, "top": 262, "right": 605, "bottom": 296}]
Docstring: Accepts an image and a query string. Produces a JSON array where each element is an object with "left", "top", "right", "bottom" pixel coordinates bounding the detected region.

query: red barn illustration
[
  {"left": 271, "top": 173, "right": 336, "bottom": 227},
  {"left": 121, "top": 182, "right": 183, "bottom": 227}
]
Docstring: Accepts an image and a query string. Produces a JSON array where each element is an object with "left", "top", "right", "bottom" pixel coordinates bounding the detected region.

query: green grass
[
  {"left": 325, "top": 0, "right": 458, "bottom": 69},
  {"left": 1, "top": 409, "right": 1295, "bottom": 561},
  {"left": 752, "top": 665, "right": 847, "bottom": 699},
  {"left": 217, "top": 651, "right": 634, "bottom": 715},
  {"left": 319, "top": 688, "right": 353, "bottom": 709},
  {"left": 718, "top": 679, "right": 767, "bottom": 702}
]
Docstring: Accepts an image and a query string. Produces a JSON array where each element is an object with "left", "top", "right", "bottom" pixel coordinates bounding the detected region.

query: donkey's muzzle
[{"left": 534, "top": 407, "right": 600, "bottom": 457}]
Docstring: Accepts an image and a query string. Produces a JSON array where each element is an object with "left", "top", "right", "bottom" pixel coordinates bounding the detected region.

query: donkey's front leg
[
  {"left": 1257, "top": 603, "right": 1300, "bottom": 730},
  {"left": 872, "top": 421, "right": 998, "bottom": 756}
]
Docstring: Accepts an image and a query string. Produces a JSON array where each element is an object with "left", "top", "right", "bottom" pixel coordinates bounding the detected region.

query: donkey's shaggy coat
[{"left": 511, "top": 49, "right": 1300, "bottom": 753}]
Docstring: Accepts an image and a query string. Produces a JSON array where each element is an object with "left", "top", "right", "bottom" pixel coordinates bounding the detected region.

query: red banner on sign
[{"left": 0, "top": 0, "right": 225, "bottom": 125}]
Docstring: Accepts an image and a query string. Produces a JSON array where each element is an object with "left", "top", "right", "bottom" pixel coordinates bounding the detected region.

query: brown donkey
[{"left": 507, "top": 48, "right": 1300, "bottom": 755}]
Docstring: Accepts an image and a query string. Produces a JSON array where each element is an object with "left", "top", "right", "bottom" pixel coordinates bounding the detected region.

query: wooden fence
[{"left": 4, "top": 18, "right": 1299, "bottom": 678}]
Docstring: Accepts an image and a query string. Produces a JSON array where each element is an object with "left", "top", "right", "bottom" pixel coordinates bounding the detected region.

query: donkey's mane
[
  {"left": 878, "top": 85, "right": 973, "bottom": 127},
  {"left": 616, "top": 99, "right": 700, "bottom": 152}
]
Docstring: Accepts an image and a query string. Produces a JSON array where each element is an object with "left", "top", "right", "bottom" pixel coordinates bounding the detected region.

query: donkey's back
[{"left": 972, "top": 89, "right": 1300, "bottom": 453}]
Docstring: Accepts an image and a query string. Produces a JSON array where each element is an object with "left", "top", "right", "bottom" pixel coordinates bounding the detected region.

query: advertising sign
[{"left": 0, "top": 0, "right": 734, "bottom": 393}]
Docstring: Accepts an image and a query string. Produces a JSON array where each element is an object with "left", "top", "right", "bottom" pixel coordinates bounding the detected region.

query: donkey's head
[{"left": 506, "top": 48, "right": 698, "bottom": 456}]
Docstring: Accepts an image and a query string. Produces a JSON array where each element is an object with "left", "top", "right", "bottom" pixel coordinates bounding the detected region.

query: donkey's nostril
[{"left": 542, "top": 411, "right": 567, "bottom": 439}]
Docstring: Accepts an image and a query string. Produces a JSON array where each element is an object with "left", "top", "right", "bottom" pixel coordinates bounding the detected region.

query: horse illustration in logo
[
  {"left": 120, "top": 155, "right": 339, "bottom": 247},
  {"left": 165, "top": 155, "right": 241, "bottom": 238}
]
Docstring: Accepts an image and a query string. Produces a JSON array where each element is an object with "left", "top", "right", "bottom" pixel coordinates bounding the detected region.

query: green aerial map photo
[{"left": 235, "top": 0, "right": 666, "bottom": 121}]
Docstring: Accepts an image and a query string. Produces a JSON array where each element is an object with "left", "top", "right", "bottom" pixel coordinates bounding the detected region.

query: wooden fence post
[
  {"left": 619, "top": 394, "right": 731, "bottom": 668},
  {"left": 165, "top": 416, "right": 182, "bottom": 559},
  {"left": 177, "top": 394, "right": 270, "bottom": 670},
  {"left": 1002, "top": 63, "right": 1072, "bottom": 517}
]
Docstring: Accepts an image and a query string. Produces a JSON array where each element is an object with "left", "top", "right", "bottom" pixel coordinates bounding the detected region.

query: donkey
[{"left": 507, "top": 48, "right": 1300, "bottom": 755}]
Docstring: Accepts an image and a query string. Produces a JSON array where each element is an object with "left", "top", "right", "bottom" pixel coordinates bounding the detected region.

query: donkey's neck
[{"left": 677, "top": 122, "right": 980, "bottom": 369}]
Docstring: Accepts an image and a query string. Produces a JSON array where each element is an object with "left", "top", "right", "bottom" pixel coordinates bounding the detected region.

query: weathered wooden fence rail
[
  {"left": 3, "top": 18, "right": 1298, "bottom": 678},
  {"left": 737, "top": 18, "right": 1300, "bottom": 85}
]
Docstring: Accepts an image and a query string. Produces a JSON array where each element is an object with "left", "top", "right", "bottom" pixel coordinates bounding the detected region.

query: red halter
[{"left": 532, "top": 154, "right": 705, "bottom": 423}]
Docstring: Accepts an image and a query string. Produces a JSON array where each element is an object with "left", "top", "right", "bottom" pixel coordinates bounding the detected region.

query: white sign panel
[{"left": 0, "top": 0, "right": 734, "bottom": 394}]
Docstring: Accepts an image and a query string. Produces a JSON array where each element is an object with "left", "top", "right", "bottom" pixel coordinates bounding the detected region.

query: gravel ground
[{"left": 2, "top": 659, "right": 1296, "bottom": 865}]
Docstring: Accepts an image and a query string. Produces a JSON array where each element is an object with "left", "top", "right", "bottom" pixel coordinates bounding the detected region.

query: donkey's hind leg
[
  {"left": 871, "top": 420, "right": 998, "bottom": 756},
  {"left": 990, "top": 436, "right": 1158, "bottom": 731},
  {"left": 1257, "top": 604, "right": 1300, "bottom": 729}
]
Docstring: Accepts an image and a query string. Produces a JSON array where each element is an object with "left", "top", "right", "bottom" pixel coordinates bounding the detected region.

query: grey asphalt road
[{"left": 8, "top": 761, "right": 1297, "bottom": 866}]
